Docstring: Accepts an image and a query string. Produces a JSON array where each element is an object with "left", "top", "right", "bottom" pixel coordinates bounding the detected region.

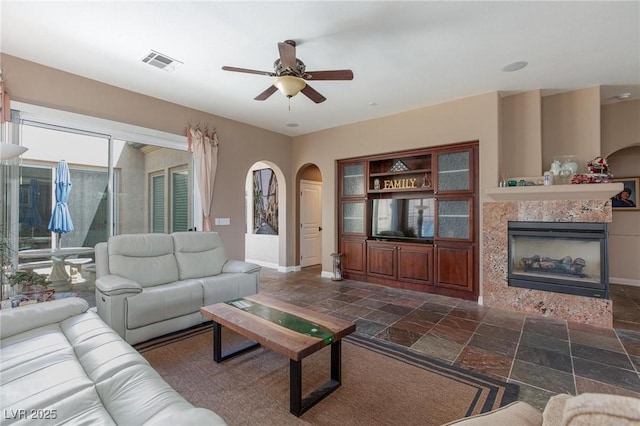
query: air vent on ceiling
[{"left": 141, "top": 50, "right": 183, "bottom": 72}]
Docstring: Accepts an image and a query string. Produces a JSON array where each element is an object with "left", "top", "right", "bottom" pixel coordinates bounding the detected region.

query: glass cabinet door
[
  {"left": 436, "top": 199, "right": 472, "bottom": 241},
  {"left": 341, "top": 200, "right": 366, "bottom": 235},
  {"left": 342, "top": 163, "right": 365, "bottom": 197},
  {"left": 436, "top": 150, "right": 470, "bottom": 193}
]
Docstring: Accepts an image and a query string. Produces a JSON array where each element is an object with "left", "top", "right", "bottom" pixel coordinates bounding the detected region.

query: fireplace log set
[{"left": 520, "top": 255, "right": 586, "bottom": 277}]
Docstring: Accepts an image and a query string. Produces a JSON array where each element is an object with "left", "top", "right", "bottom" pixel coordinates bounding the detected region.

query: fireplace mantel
[{"left": 485, "top": 182, "right": 623, "bottom": 201}]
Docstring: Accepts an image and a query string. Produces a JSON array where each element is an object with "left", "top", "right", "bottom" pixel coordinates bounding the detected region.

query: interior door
[{"left": 300, "top": 180, "right": 322, "bottom": 267}]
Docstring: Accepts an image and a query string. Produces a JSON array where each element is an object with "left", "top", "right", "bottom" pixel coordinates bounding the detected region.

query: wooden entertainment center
[{"left": 337, "top": 141, "right": 479, "bottom": 300}]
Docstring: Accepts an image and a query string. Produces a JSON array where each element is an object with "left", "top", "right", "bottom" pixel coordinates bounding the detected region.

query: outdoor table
[{"left": 18, "top": 247, "right": 94, "bottom": 284}]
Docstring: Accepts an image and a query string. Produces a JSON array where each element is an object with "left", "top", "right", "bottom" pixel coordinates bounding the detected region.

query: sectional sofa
[
  {"left": 0, "top": 297, "right": 226, "bottom": 424},
  {"left": 95, "top": 231, "right": 261, "bottom": 345}
]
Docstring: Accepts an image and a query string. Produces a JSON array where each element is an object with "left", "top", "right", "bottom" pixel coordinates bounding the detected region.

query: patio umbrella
[{"left": 48, "top": 160, "right": 74, "bottom": 247}]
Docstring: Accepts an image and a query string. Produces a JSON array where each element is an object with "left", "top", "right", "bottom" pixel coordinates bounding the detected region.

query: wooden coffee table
[{"left": 200, "top": 293, "right": 356, "bottom": 416}]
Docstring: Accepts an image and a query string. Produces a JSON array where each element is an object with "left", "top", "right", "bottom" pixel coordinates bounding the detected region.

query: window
[
  {"left": 171, "top": 168, "right": 189, "bottom": 232},
  {"left": 150, "top": 173, "right": 165, "bottom": 233},
  {"left": 149, "top": 165, "right": 190, "bottom": 234}
]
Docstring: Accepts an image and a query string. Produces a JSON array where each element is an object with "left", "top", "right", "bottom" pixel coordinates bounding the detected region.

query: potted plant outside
[{"left": 7, "top": 270, "right": 54, "bottom": 302}]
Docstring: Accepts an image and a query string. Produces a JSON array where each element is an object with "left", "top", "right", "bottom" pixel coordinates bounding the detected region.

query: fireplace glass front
[{"left": 508, "top": 222, "right": 608, "bottom": 299}]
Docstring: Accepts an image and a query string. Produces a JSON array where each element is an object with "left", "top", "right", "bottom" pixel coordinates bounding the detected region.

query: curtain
[
  {"left": 187, "top": 127, "right": 218, "bottom": 231},
  {"left": 0, "top": 81, "right": 9, "bottom": 123}
]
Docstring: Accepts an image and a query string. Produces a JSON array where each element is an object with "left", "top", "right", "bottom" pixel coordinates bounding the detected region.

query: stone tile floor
[
  {"left": 74, "top": 265, "right": 640, "bottom": 410},
  {"left": 258, "top": 266, "right": 640, "bottom": 410}
]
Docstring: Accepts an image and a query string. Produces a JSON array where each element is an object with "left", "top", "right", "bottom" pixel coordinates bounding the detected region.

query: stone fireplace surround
[{"left": 482, "top": 184, "right": 622, "bottom": 328}]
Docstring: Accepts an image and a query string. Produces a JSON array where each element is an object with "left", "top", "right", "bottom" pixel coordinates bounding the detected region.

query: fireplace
[{"left": 508, "top": 221, "right": 609, "bottom": 299}]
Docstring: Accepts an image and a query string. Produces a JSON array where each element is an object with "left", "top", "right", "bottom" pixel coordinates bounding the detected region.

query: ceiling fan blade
[
  {"left": 222, "top": 66, "right": 275, "bottom": 77},
  {"left": 254, "top": 85, "right": 278, "bottom": 101},
  {"left": 303, "top": 70, "right": 354, "bottom": 81},
  {"left": 278, "top": 41, "right": 297, "bottom": 70},
  {"left": 301, "top": 84, "right": 326, "bottom": 104}
]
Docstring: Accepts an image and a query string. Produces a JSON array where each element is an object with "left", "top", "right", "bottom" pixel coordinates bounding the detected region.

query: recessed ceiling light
[
  {"left": 286, "top": 123, "right": 299, "bottom": 128},
  {"left": 502, "top": 61, "right": 528, "bottom": 72},
  {"left": 369, "top": 101, "right": 378, "bottom": 106},
  {"left": 615, "top": 93, "right": 632, "bottom": 100}
]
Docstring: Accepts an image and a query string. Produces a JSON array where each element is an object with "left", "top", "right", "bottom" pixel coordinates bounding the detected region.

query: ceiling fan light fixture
[{"left": 274, "top": 76, "right": 306, "bottom": 98}]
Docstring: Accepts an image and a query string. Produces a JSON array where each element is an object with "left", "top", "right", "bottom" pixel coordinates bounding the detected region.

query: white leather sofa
[
  {"left": 0, "top": 297, "right": 226, "bottom": 425},
  {"left": 95, "top": 231, "right": 260, "bottom": 345}
]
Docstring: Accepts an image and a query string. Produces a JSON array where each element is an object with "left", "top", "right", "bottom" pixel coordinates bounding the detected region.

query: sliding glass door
[
  {"left": 18, "top": 124, "right": 112, "bottom": 250},
  {"left": 12, "top": 114, "right": 193, "bottom": 251}
]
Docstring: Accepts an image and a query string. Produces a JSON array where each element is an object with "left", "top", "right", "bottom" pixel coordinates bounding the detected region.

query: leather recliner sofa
[
  {"left": 0, "top": 297, "right": 227, "bottom": 425},
  {"left": 95, "top": 231, "right": 260, "bottom": 345}
]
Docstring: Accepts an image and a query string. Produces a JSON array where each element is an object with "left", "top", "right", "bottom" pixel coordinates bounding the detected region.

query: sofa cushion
[
  {"left": 108, "top": 233, "right": 179, "bottom": 287},
  {"left": 126, "top": 280, "right": 204, "bottom": 329},
  {"left": 172, "top": 231, "right": 228, "bottom": 280},
  {"left": 0, "top": 321, "right": 111, "bottom": 424}
]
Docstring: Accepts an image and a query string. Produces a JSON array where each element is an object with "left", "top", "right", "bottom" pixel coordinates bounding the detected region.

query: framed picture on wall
[{"left": 611, "top": 177, "right": 639, "bottom": 211}]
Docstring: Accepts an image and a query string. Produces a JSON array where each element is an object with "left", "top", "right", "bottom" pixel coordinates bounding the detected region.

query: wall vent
[{"left": 141, "top": 50, "right": 183, "bottom": 72}]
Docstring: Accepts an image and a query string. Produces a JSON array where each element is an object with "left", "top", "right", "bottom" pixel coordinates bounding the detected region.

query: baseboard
[
  {"left": 610, "top": 277, "right": 640, "bottom": 287},
  {"left": 321, "top": 270, "right": 334, "bottom": 280},
  {"left": 245, "top": 259, "right": 279, "bottom": 271},
  {"left": 245, "top": 260, "right": 302, "bottom": 273}
]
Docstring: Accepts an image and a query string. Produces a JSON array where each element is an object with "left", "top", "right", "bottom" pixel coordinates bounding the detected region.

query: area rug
[{"left": 136, "top": 324, "right": 519, "bottom": 425}]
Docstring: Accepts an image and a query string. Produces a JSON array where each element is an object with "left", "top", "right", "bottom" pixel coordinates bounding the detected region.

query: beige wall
[
  {"left": 500, "top": 90, "right": 543, "bottom": 178},
  {"left": 2, "top": 54, "right": 293, "bottom": 262},
  {"left": 292, "top": 92, "right": 501, "bottom": 282},
  {"left": 601, "top": 100, "right": 640, "bottom": 157},
  {"left": 6, "top": 53, "right": 635, "bottom": 290},
  {"left": 542, "top": 87, "right": 601, "bottom": 172}
]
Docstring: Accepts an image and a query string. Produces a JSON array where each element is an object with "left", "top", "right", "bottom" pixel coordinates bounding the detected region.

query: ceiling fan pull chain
[{"left": 288, "top": 97, "right": 291, "bottom": 111}]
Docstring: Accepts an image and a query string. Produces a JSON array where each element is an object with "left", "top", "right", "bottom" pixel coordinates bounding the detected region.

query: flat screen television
[{"left": 371, "top": 197, "right": 434, "bottom": 242}]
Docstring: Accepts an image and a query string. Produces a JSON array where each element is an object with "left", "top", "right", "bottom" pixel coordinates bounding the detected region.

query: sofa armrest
[
  {"left": 0, "top": 297, "right": 89, "bottom": 339},
  {"left": 222, "top": 260, "right": 261, "bottom": 274},
  {"left": 96, "top": 274, "right": 143, "bottom": 296}
]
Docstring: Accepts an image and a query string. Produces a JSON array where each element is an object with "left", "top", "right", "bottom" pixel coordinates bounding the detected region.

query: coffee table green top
[{"left": 226, "top": 298, "right": 335, "bottom": 345}]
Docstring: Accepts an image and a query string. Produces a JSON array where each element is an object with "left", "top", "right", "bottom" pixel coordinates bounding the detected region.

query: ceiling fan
[{"left": 222, "top": 40, "right": 353, "bottom": 104}]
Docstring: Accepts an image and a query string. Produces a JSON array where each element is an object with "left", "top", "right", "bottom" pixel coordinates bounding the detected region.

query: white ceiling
[{"left": 1, "top": 1, "right": 639, "bottom": 137}]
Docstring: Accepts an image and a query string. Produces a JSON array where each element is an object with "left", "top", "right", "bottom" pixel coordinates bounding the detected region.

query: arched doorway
[
  {"left": 244, "top": 161, "right": 287, "bottom": 270},
  {"left": 297, "top": 164, "right": 323, "bottom": 268}
]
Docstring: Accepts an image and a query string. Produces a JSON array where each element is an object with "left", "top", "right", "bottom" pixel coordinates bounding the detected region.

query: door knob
[{"left": 319, "top": 226, "right": 323, "bottom": 231}]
